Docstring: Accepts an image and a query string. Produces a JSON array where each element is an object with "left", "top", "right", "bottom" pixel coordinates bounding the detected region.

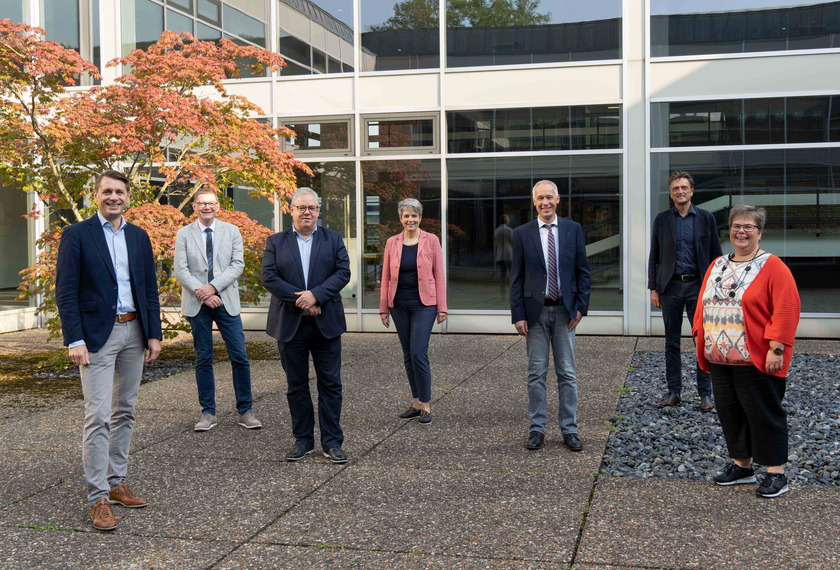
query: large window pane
[
  {"left": 0, "top": 0, "right": 24, "bottom": 23},
  {"left": 223, "top": 3, "right": 266, "bottom": 47},
  {"left": 122, "top": 0, "right": 164, "bottom": 55},
  {"left": 362, "top": 160, "right": 441, "bottom": 308},
  {"left": 447, "top": 155, "right": 622, "bottom": 311},
  {"left": 651, "top": 1, "right": 840, "bottom": 57},
  {"left": 42, "top": 0, "right": 79, "bottom": 51},
  {"left": 0, "top": 185, "right": 30, "bottom": 310},
  {"left": 278, "top": 0, "right": 354, "bottom": 75},
  {"left": 446, "top": 0, "right": 621, "bottom": 68},
  {"left": 282, "top": 120, "right": 352, "bottom": 154},
  {"left": 361, "top": 0, "right": 440, "bottom": 71},
  {"left": 167, "top": 7, "right": 195, "bottom": 33},
  {"left": 282, "top": 162, "right": 359, "bottom": 308},
  {"left": 651, "top": 148, "right": 840, "bottom": 313},
  {"left": 365, "top": 117, "right": 436, "bottom": 151}
]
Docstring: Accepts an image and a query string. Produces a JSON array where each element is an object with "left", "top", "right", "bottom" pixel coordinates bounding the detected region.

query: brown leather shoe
[
  {"left": 657, "top": 394, "right": 681, "bottom": 408},
  {"left": 91, "top": 497, "right": 117, "bottom": 531},
  {"left": 699, "top": 395, "right": 715, "bottom": 412},
  {"left": 109, "top": 482, "right": 148, "bottom": 508}
]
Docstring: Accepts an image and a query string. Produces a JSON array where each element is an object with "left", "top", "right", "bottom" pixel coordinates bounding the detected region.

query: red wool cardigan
[
  {"left": 692, "top": 254, "right": 801, "bottom": 378},
  {"left": 379, "top": 230, "right": 447, "bottom": 314}
]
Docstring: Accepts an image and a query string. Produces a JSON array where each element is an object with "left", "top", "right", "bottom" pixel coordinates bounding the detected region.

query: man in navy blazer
[
  {"left": 648, "top": 171, "right": 722, "bottom": 412},
  {"left": 511, "top": 180, "right": 591, "bottom": 453},
  {"left": 55, "top": 170, "right": 162, "bottom": 531},
  {"left": 261, "top": 187, "right": 351, "bottom": 464}
]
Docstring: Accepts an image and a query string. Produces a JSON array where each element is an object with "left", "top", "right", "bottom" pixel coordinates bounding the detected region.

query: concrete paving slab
[
  {"left": 217, "top": 543, "right": 557, "bottom": 569},
  {"left": 0, "top": 454, "right": 339, "bottom": 542},
  {"left": 256, "top": 465, "right": 590, "bottom": 564},
  {"left": 0, "top": 450, "right": 79, "bottom": 507},
  {"left": 0, "top": 526, "right": 234, "bottom": 568},
  {"left": 0, "top": 406, "right": 82, "bottom": 454},
  {"left": 576, "top": 477, "right": 840, "bottom": 568}
]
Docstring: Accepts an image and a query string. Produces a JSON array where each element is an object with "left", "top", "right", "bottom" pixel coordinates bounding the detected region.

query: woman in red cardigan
[
  {"left": 692, "top": 204, "right": 800, "bottom": 498},
  {"left": 379, "top": 198, "right": 447, "bottom": 424}
]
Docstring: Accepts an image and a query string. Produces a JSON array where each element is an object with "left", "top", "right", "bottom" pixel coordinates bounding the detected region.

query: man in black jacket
[{"left": 648, "top": 171, "right": 722, "bottom": 412}]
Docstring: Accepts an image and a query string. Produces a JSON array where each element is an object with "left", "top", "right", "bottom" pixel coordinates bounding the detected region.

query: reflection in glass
[
  {"left": 284, "top": 121, "right": 351, "bottom": 152},
  {"left": 367, "top": 118, "right": 435, "bottom": 149},
  {"left": 652, "top": 96, "right": 840, "bottom": 148},
  {"left": 277, "top": 0, "right": 354, "bottom": 75},
  {"left": 0, "top": 0, "right": 24, "bottom": 23},
  {"left": 122, "top": 0, "right": 164, "bottom": 56},
  {"left": 167, "top": 8, "right": 195, "bottom": 34},
  {"left": 197, "top": 21, "right": 222, "bottom": 40},
  {"left": 42, "top": 0, "right": 80, "bottom": 51},
  {"left": 361, "top": 0, "right": 440, "bottom": 71},
  {"left": 223, "top": 3, "right": 266, "bottom": 47},
  {"left": 282, "top": 162, "right": 358, "bottom": 308},
  {"left": 446, "top": 0, "right": 621, "bottom": 68},
  {"left": 197, "top": 0, "right": 221, "bottom": 24},
  {"left": 651, "top": 148, "right": 840, "bottom": 312},
  {"left": 0, "top": 185, "right": 31, "bottom": 310},
  {"left": 651, "top": 1, "right": 840, "bottom": 57},
  {"left": 448, "top": 106, "right": 620, "bottom": 153},
  {"left": 447, "top": 155, "right": 621, "bottom": 310},
  {"left": 362, "top": 160, "right": 441, "bottom": 308},
  {"left": 167, "top": 0, "right": 193, "bottom": 11}
]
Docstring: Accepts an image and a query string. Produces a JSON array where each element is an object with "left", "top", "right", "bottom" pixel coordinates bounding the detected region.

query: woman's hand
[
  {"left": 436, "top": 312, "right": 447, "bottom": 324},
  {"left": 765, "top": 349, "right": 784, "bottom": 373},
  {"left": 380, "top": 313, "right": 390, "bottom": 328}
]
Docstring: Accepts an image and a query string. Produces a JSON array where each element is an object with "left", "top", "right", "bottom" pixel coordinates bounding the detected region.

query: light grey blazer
[{"left": 174, "top": 219, "right": 245, "bottom": 317}]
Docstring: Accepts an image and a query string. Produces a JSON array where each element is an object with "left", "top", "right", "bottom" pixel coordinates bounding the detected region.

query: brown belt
[{"left": 116, "top": 312, "right": 137, "bottom": 323}]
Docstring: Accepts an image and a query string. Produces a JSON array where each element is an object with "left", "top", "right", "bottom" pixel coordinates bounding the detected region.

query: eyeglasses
[
  {"left": 294, "top": 205, "right": 320, "bottom": 213},
  {"left": 730, "top": 224, "right": 758, "bottom": 233},
  {"left": 195, "top": 202, "right": 218, "bottom": 208}
]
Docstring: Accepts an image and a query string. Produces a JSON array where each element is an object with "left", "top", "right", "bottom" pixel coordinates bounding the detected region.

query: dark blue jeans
[
  {"left": 187, "top": 304, "right": 252, "bottom": 415},
  {"left": 390, "top": 298, "right": 436, "bottom": 403},
  {"left": 660, "top": 277, "right": 711, "bottom": 397},
  {"left": 277, "top": 319, "right": 344, "bottom": 451}
]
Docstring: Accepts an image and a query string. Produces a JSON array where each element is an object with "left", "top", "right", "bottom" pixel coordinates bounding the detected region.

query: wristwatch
[{"left": 772, "top": 347, "right": 784, "bottom": 356}]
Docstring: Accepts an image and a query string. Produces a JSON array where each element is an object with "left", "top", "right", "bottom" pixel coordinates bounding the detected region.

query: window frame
[
  {"left": 361, "top": 112, "right": 440, "bottom": 156},
  {"left": 279, "top": 115, "right": 354, "bottom": 157}
]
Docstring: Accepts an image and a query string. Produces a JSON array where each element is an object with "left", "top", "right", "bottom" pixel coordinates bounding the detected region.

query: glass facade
[
  {"left": 651, "top": 0, "right": 840, "bottom": 57},
  {"left": 277, "top": 0, "right": 354, "bottom": 75},
  {"left": 446, "top": 0, "right": 621, "bottom": 68},
  {"left": 0, "top": 185, "right": 30, "bottom": 311},
  {"left": 0, "top": 0, "right": 24, "bottom": 23},
  {"left": 361, "top": 0, "right": 440, "bottom": 71}
]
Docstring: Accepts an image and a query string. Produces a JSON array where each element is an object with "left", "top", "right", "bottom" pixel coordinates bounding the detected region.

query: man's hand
[
  {"left": 309, "top": 305, "right": 322, "bottom": 317},
  {"left": 195, "top": 283, "right": 216, "bottom": 301},
  {"left": 514, "top": 320, "right": 528, "bottom": 336},
  {"left": 145, "top": 338, "right": 161, "bottom": 363},
  {"left": 569, "top": 311, "right": 583, "bottom": 332},
  {"left": 436, "top": 312, "right": 447, "bottom": 324},
  {"left": 380, "top": 313, "right": 390, "bottom": 328},
  {"left": 295, "top": 290, "right": 318, "bottom": 310},
  {"left": 69, "top": 345, "right": 90, "bottom": 366},
  {"left": 650, "top": 291, "right": 661, "bottom": 308},
  {"left": 203, "top": 295, "right": 223, "bottom": 308}
]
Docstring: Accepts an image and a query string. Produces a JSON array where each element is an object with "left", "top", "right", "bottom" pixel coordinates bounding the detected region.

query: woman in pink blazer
[{"left": 379, "top": 198, "right": 447, "bottom": 424}]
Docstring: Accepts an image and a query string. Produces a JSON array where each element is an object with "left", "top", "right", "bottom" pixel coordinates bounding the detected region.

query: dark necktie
[
  {"left": 205, "top": 228, "right": 214, "bottom": 282},
  {"left": 546, "top": 224, "right": 559, "bottom": 301}
]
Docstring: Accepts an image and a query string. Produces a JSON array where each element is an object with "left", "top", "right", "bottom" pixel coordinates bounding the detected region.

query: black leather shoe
[
  {"left": 323, "top": 447, "right": 348, "bottom": 464},
  {"left": 286, "top": 442, "right": 314, "bottom": 462},
  {"left": 657, "top": 394, "right": 681, "bottom": 408},
  {"left": 563, "top": 433, "right": 583, "bottom": 452},
  {"left": 419, "top": 410, "right": 431, "bottom": 424},
  {"left": 399, "top": 406, "right": 422, "bottom": 419},
  {"left": 700, "top": 395, "right": 715, "bottom": 412},
  {"left": 526, "top": 430, "right": 544, "bottom": 450}
]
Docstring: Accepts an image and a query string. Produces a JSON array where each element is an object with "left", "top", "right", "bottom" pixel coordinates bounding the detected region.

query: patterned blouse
[{"left": 701, "top": 252, "right": 771, "bottom": 365}]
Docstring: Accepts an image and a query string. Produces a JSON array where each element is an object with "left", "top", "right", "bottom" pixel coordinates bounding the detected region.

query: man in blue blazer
[
  {"left": 261, "top": 187, "right": 351, "bottom": 464},
  {"left": 510, "top": 180, "right": 591, "bottom": 453},
  {"left": 55, "top": 170, "right": 162, "bottom": 531},
  {"left": 648, "top": 171, "right": 722, "bottom": 412}
]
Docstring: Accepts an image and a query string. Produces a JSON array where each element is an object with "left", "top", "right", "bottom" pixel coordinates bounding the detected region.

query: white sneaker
[
  {"left": 238, "top": 411, "right": 262, "bottom": 429},
  {"left": 194, "top": 413, "right": 217, "bottom": 431}
]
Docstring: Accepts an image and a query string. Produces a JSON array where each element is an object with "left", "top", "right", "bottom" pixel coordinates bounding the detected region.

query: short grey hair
[
  {"left": 291, "top": 187, "right": 319, "bottom": 207},
  {"left": 729, "top": 204, "right": 766, "bottom": 231},
  {"left": 398, "top": 198, "right": 423, "bottom": 217},
  {"left": 532, "top": 180, "right": 558, "bottom": 198}
]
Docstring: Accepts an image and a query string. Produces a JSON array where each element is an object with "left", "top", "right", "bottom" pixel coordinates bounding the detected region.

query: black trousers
[
  {"left": 710, "top": 363, "right": 788, "bottom": 466},
  {"left": 660, "top": 277, "right": 711, "bottom": 397}
]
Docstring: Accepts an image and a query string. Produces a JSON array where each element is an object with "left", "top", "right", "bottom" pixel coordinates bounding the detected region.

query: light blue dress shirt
[
  {"left": 539, "top": 216, "right": 562, "bottom": 296},
  {"left": 293, "top": 226, "right": 317, "bottom": 289},
  {"left": 198, "top": 219, "right": 216, "bottom": 278}
]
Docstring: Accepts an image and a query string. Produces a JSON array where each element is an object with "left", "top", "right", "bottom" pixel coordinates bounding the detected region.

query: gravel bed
[
  {"left": 603, "top": 352, "right": 840, "bottom": 486},
  {"left": 30, "top": 359, "right": 195, "bottom": 383}
]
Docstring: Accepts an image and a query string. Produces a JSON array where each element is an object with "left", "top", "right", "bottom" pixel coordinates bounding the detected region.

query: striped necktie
[{"left": 546, "top": 223, "right": 559, "bottom": 301}]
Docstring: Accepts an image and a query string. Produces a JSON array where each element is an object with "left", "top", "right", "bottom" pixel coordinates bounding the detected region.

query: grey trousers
[
  {"left": 80, "top": 320, "right": 145, "bottom": 505},
  {"left": 525, "top": 304, "right": 579, "bottom": 435}
]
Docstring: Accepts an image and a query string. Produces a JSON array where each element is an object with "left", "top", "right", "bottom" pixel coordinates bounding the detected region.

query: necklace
[
  {"left": 713, "top": 249, "right": 762, "bottom": 300},
  {"left": 403, "top": 232, "right": 419, "bottom": 246}
]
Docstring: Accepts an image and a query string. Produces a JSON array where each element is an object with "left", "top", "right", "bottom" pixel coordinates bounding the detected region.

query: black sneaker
[
  {"left": 286, "top": 443, "right": 314, "bottom": 462},
  {"left": 755, "top": 473, "right": 789, "bottom": 498},
  {"left": 399, "top": 406, "right": 421, "bottom": 419},
  {"left": 323, "top": 447, "right": 348, "bottom": 464},
  {"left": 713, "top": 463, "right": 757, "bottom": 486}
]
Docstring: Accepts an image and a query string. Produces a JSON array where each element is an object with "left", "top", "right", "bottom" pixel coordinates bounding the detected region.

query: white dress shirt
[{"left": 539, "top": 216, "right": 562, "bottom": 296}]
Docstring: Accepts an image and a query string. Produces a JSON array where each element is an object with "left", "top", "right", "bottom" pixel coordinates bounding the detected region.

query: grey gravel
[{"left": 603, "top": 352, "right": 840, "bottom": 486}]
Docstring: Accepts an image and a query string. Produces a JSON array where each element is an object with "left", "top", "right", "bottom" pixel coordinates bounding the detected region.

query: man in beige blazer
[{"left": 174, "top": 188, "right": 261, "bottom": 431}]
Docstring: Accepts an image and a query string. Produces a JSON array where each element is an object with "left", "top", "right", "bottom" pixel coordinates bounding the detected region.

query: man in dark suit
[
  {"left": 648, "top": 171, "right": 722, "bottom": 411},
  {"left": 510, "top": 180, "right": 591, "bottom": 453},
  {"left": 55, "top": 170, "right": 162, "bottom": 531},
  {"left": 261, "top": 187, "right": 351, "bottom": 464}
]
